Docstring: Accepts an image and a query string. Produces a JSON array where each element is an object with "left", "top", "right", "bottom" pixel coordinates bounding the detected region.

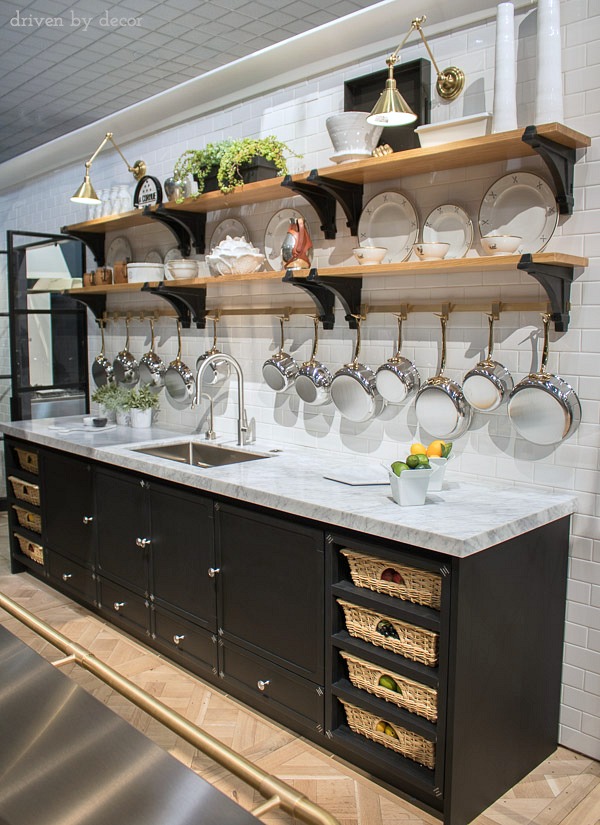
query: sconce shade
[
  {"left": 71, "top": 174, "right": 100, "bottom": 204},
  {"left": 367, "top": 65, "right": 418, "bottom": 126}
]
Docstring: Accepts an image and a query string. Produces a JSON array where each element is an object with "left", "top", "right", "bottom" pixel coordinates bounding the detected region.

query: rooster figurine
[{"left": 281, "top": 217, "right": 313, "bottom": 269}]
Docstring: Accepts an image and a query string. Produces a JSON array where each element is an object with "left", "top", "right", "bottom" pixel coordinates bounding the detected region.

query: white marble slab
[{"left": 2, "top": 417, "right": 577, "bottom": 558}]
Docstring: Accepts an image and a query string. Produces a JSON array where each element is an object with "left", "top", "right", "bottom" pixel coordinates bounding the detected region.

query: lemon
[
  {"left": 410, "top": 442, "right": 427, "bottom": 455},
  {"left": 391, "top": 461, "right": 409, "bottom": 476},
  {"left": 426, "top": 440, "right": 445, "bottom": 458},
  {"left": 375, "top": 720, "right": 387, "bottom": 732},
  {"left": 384, "top": 724, "right": 398, "bottom": 738}
]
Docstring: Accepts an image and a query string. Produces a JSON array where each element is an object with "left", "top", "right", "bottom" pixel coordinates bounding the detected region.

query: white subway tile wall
[{"left": 0, "top": 0, "right": 598, "bottom": 758}]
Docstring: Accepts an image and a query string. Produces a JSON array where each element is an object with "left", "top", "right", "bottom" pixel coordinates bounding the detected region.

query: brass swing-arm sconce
[
  {"left": 70, "top": 132, "right": 146, "bottom": 204},
  {"left": 367, "top": 15, "right": 465, "bottom": 127}
]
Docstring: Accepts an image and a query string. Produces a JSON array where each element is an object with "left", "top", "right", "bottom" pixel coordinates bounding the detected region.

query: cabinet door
[
  {"left": 216, "top": 502, "right": 325, "bottom": 682},
  {"left": 42, "top": 450, "right": 94, "bottom": 565},
  {"left": 95, "top": 468, "right": 148, "bottom": 594},
  {"left": 149, "top": 481, "right": 216, "bottom": 630}
]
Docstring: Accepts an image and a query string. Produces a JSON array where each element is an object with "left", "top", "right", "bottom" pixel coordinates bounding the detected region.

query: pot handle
[
  {"left": 309, "top": 315, "right": 320, "bottom": 361},
  {"left": 148, "top": 317, "right": 156, "bottom": 353},
  {"left": 350, "top": 314, "right": 363, "bottom": 365},
  {"left": 124, "top": 316, "right": 131, "bottom": 351},
  {"left": 437, "top": 313, "right": 448, "bottom": 375},
  {"left": 99, "top": 318, "right": 107, "bottom": 357},
  {"left": 540, "top": 312, "right": 551, "bottom": 374},
  {"left": 393, "top": 310, "right": 407, "bottom": 358},
  {"left": 175, "top": 318, "right": 182, "bottom": 361}
]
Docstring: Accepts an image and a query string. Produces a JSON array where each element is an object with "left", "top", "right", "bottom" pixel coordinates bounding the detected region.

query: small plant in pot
[
  {"left": 123, "top": 385, "right": 160, "bottom": 429},
  {"left": 217, "top": 136, "right": 300, "bottom": 193},
  {"left": 91, "top": 382, "right": 120, "bottom": 423},
  {"left": 173, "top": 140, "right": 234, "bottom": 200}
]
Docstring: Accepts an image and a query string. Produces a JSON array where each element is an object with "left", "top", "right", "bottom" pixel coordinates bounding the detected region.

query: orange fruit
[
  {"left": 410, "top": 442, "right": 427, "bottom": 455},
  {"left": 426, "top": 440, "right": 445, "bottom": 458}
]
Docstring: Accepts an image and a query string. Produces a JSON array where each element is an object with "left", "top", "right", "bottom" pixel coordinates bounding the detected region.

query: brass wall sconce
[
  {"left": 70, "top": 132, "right": 146, "bottom": 204},
  {"left": 367, "top": 16, "right": 465, "bottom": 126}
]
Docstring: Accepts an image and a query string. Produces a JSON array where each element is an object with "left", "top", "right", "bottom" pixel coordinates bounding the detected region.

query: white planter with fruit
[{"left": 388, "top": 440, "right": 453, "bottom": 505}]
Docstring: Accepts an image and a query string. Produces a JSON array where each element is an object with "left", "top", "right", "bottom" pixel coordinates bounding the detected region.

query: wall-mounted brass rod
[{"left": 362, "top": 301, "right": 549, "bottom": 316}]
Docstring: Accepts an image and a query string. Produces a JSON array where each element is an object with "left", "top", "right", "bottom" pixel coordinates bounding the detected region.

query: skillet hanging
[
  {"left": 330, "top": 315, "right": 383, "bottom": 423},
  {"left": 462, "top": 310, "right": 514, "bottom": 411},
  {"left": 91, "top": 320, "right": 115, "bottom": 388},
  {"left": 375, "top": 313, "right": 420, "bottom": 404},
  {"left": 139, "top": 317, "right": 167, "bottom": 391},
  {"left": 262, "top": 315, "right": 298, "bottom": 392},
  {"left": 164, "top": 319, "right": 195, "bottom": 402},
  {"left": 295, "top": 316, "right": 332, "bottom": 406},
  {"left": 196, "top": 316, "right": 230, "bottom": 386},
  {"left": 112, "top": 317, "right": 139, "bottom": 387}
]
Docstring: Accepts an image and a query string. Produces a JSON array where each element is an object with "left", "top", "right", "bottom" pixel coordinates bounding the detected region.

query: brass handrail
[{"left": 0, "top": 592, "right": 339, "bottom": 825}]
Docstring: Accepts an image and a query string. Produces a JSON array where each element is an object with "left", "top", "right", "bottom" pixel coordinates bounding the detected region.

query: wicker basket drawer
[
  {"left": 12, "top": 505, "right": 42, "bottom": 534},
  {"left": 340, "top": 650, "right": 437, "bottom": 721},
  {"left": 8, "top": 476, "right": 40, "bottom": 506},
  {"left": 341, "top": 549, "right": 442, "bottom": 610},
  {"left": 337, "top": 599, "right": 438, "bottom": 667},
  {"left": 14, "top": 533, "right": 44, "bottom": 565},
  {"left": 341, "top": 698, "right": 435, "bottom": 769},
  {"left": 14, "top": 447, "right": 39, "bottom": 475}
]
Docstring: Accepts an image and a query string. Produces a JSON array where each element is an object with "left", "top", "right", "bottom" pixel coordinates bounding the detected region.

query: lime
[
  {"left": 391, "top": 461, "right": 409, "bottom": 476},
  {"left": 378, "top": 675, "right": 397, "bottom": 691},
  {"left": 416, "top": 453, "right": 430, "bottom": 465},
  {"left": 405, "top": 455, "right": 420, "bottom": 469},
  {"left": 441, "top": 441, "right": 453, "bottom": 458},
  {"left": 415, "top": 462, "right": 431, "bottom": 469}
]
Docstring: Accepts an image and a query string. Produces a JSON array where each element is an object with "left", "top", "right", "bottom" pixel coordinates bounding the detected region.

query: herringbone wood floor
[{"left": 0, "top": 514, "right": 598, "bottom": 825}]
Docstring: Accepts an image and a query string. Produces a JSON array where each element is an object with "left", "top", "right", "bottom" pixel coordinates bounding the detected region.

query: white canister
[
  {"left": 492, "top": 3, "right": 518, "bottom": 133},
  {"left": 130, "top": 408, "right": 152, "bottom": 428},
  {"left": 535, "top": 0, "right": 564, "bottom": 124}
]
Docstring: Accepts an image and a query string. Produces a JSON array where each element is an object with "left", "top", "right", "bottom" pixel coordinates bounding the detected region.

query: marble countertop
[{"left": 2, "top": 418, "right": 577, "bottom": 558}]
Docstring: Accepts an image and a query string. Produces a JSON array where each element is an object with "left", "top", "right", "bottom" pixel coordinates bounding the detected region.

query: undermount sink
[{"left": 131, "top": 440, "right": 272, "bottom": 468}]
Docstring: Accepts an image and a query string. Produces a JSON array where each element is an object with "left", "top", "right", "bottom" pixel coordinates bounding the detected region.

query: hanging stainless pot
[
  {"left": 375, "top": 313, "right": 420, "bottom": 404},
  {"left": 415, "top": 314, "right": 472, "bottom": 439},
  {"left": 112, "top": 317, "right": 139, "bottom": 387},
  {"left": 139, "top": 317, "right": 167, "bottom": 391},
  {"left": 508, "top": 313, "right": 581, "bottom": 445},
  {"left": 331, "top": 315, "right": 383, "bottom": 422},
  {"left": 164, "top": 319, "right": 196, "bottom": 402},
  {"left": 91, "top": 320, "right": 115, "bottom": 387},
  {"left": 463, "top": 311, "right": 514, "bottom": 412},
  {"left": 295, "top": 316, "right": 333, "bottom": 406},
  {"left": 195, "top": 316, "right": 231, "bottom": 386},
  {"left": 262, "top": 315, "right": 299, "bottom": 392}
]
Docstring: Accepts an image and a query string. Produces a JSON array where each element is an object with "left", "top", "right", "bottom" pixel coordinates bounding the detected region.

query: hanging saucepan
[
  {"left": 112, "top": 316, "right": 139, "bottom": 387},
  {"left": 415, "top": 314, "right": 472, "bottom": 439},
  {"left": 375, "top": 313, "right": 420, "bottom": 404},
  {"left": 463, "top": 311, "right": 514, "bottom": 412},
  {"left": 295, "top": 316, "right": 333, "bottom": 406},
  {"left": 164, "top": 319, "right": 196, "bottom": 402},
  {"left": 507, "top": 313, "right": 581, "bottom": 444},
  {"left": 262, "top": 315, "right": 298, "bottom": 392},
  {"left": 139, "top": 317, "right": 167, "bottom": 392},
  {"left": 91, "top": 319, "right": 115, "bottom": 387},
  {"left": 196, "top": 316, "right": 230, "bottom": 386},
  {"left": 331, "top": 315, "right": 383, "bottom": 422}
]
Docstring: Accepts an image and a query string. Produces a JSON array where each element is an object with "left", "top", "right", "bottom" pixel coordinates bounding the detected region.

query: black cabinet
[{"left": 42, "top": 450, "right": 95, "bottom": 566}]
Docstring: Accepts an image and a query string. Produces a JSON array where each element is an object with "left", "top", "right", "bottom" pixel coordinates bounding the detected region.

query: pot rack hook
[{"left": 487, "top": 302, "right": 501, "bottom": 322}]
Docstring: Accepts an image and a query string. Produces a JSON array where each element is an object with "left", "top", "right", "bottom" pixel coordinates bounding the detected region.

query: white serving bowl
[
  {"left": 413, "top": 242, "right": 450, "bottom": 262},
  {"left": 388, "top": 468, "right": 434, "bottom": 506},
  {"left": 353, "top": 246, "right": 387, "bottom": 265},
  {"left": 480, "top": 235, "right": 522, "bottom": 256},
  {"left": 415, "top": 113, "right": 492, "bottom": 148},
  {"left": 326, "top": 112, "right": 383, "bottom": 158},
  {"left": 126, "top": 262, "right": 164, "bottom": 283},
  {"left": 165, "top": 259, "right": 198, "bottom": 280}
]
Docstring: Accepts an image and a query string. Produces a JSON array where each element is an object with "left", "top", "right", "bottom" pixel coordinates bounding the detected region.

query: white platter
[
  {"left": 358, "top": 191, "right": 419, "bottom": 263},
  {"left": 106, "top": 236, "right": 132, "bottom": 266},
  {"left": 478, "top": 172, "right": 558, "bottom": 254},
  {"left": 144, "top": 249, "right": 163, "bottom": 264},
  {"left": 264, "top": 207, "right": 309, "bottom": 270},
  {"left": 423, "top": 204, "right": 473, "bottom": 258},
  {"left": 209, "top": 218, "right": 249, "bottom": 252},
  {"left": 163, "top": 247, "right": 180, "bottom": 265}
]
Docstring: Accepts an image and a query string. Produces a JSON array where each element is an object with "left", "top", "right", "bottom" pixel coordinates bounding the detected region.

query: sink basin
[{"left": 131, "top": 440, "right": 272, "bottom": 468}]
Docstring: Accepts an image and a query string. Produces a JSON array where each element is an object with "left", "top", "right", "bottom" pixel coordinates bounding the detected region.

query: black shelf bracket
[
  {"left": 305, "top": 169, "right": 363, "bottom": 236},
  {"left": 62, "top": 292, "right": 107, "bottom": 321},
  {"left": 517, "top": 254, "right": 575, "bottom": 332},
  {"left": 143, "top": 206, "right": 207, "bottom": 256},
  {"left": 142, "top": 283, "right": 207, "bottom": 329},
  {"left": 522, "top": 125, "right": 576, "bottom": 215},
  {"left": 281, "top": 172, "right": 337, "bottom": 239},
  {"left": 60, "top": 228, "right": 106, "bottom": 267},
  {"left": 282, "top": 269, "right": 363, "bottom": 329}
]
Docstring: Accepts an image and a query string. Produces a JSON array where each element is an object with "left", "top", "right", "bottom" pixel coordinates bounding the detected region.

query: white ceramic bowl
[
  {"left": 165, "top": 259, "right": 198, "bottom": 280},
  {"left": 480, "top": 235, "right": 522, "bottom": 256},
  {"left": 415, "top": 113, "right": 492, "bottom": 148},
  {"left": 126, "top": 262, "right": 164, "bottom": 283},
  {"left": 353, "top": 246, "right": 387, "bottom": 265},
  {"left": 326, "top": 112, "right": 384, "bottom": 157},
  {"left": 413, "top": 242, "right": 450, "bottom": 261},
  {"left": 388, "top": 468, "right": 434, "bottom": 506}
]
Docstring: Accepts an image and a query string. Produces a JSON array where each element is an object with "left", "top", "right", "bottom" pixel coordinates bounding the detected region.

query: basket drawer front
[
  {"left": 337, "top": 599, "right": 438, "bottom": 667},
  {"left": 48, "top": 552, "right": 96, "bottom": 604},
  {"left": 14, "top": 533, "right": 44, "bottom": 565},
  {"left": 8, "top": 476, "right": 40, "bottom": 506},
  {"left": 340, "top": 651, "right": 437, "bottom": 721},
  {"left": 153, "top": 608, "right": 217, "bottom": 675},
  {"left": 12, "top": 505, "right": 42, "bottom": 534},
  {"left": 341, "top": 699, "right": 435, "bottom": 770},
  {"left": 341, "top": 549, "right": 442, "bottom": 610},
  {"left": 14, "top": 447, "right": 39, "bottom": 475},
  {"left": 98, "top": 579, "right": 149, "bottom": 637}
]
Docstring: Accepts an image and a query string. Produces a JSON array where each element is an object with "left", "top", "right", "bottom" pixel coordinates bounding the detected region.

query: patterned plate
[{"left": 358, "top": 191, "right": 419, "bottom": 263}]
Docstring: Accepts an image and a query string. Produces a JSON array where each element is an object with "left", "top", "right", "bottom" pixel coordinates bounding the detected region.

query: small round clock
[{"left": 133, "top": 175, "right": 163, "bottom": 209}]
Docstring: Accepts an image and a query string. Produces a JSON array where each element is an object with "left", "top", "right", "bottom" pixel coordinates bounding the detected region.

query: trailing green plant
[
  {"left": 217, "top": 136, "right": 300, "bottom": 193},
  {"left": 91, "top": 382, "right": 123, "bottom": 410},
  {"left": 173, "top": 140, "right": 234, "bottom": 200},
  {"left": 122, "top": 385, "right": 160, "bottom": 411}
]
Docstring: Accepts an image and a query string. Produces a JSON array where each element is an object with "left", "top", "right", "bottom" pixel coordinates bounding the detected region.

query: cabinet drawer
[
  {"left": 48, "top": 552, "right": 96, "bottom": 605},
  {"left": 152, "top": 608, "right": 217, "bottom": 676},
  {"left": 98, "top": 579, "right": 149, "bottom": 638},
  {"left": 220, "top": 642, "right": 324, "bottom": 733}
]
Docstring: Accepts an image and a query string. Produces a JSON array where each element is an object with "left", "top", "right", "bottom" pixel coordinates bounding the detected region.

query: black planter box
[{"left": 196, "top": 156, "right": 278, "bottom": 194}]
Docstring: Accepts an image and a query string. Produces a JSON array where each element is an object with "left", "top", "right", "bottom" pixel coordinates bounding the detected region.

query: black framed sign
[{"left": 133, "top": 175, "right": 163, "bottom": 209}]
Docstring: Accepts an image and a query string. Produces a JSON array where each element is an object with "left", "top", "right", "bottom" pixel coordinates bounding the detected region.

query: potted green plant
[
  {"left": 123, "top": 385, "right": 160, "bottom": 429},
  {"left": 173, "top": 140, "right": 234, "bottom": 199},
  {"left": 91, "top": 382, "right": 120, "bottom": 422},
  {"left": 217, "top": 136, "right": 300, "bottom": 193}
]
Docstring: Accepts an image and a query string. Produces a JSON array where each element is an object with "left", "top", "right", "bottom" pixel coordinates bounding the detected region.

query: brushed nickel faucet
[{"left": 195, "top": 352, "right": 249, "bottom": 446}]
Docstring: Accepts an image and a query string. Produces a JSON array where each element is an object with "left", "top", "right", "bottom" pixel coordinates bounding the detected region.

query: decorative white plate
[
  {"left": 478, "top": 172, "right": 558, "bottom": 253},
  {"left": 329, "top": 150, "right": 372, "bottom": 164},
  {"left": 423, "top": 204, "right": 473, "bottom": 258},
  {"left": 106, "top": 236, "right": 132, "bottom": 266},
  {"left": 264, "top": 207, "right": 309, "bottom": 270},
  {"left": 144, "top": 249, "right": 163, "bottom": 264},
  {"left": 163, "top": 247, "right": 180, "bottom": 265},
  {"left": 209, "top": 218, "right": 249, "bottom": 252},
  {"left": 358, "top": 191, "right": 419, "bottom": 263}
]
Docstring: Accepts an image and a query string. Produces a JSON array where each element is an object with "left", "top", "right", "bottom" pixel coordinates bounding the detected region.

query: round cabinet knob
[
  {"left": 113, "top": 601, "right": 126, "bottom": 612},
  {"left": 135, "top": 537, "right": 151, "bottom": 548},
  {"left": 173, "top": 634, "right": 185, "bottom": 646},
  {"left": 257, "top": 679, "right": 271, "bottom": 691},
  {"left": 207, "top": 567, "right": 221, "bottom": 578},
  {"left": 61, "top": 573, "right": 72, "bottom": 581},
  {"left": 82, "top": 516, "right": 94, "bottom": 525}
]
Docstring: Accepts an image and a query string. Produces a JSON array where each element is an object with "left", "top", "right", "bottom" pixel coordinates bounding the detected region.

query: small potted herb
[
  {"left": 91, "top": 382, "right": 120, "bottom": 422},
  {"left": 217, "top": 136, "right": 300, "bottom": 193},
  {"left": 124, "top": 385, "right": 160, "bottom": 429},
  {"left": 173, "top": 140, "right": 234, "bottom": 199}
]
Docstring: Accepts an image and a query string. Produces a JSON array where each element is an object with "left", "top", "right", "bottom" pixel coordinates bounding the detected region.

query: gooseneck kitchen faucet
[{"left": 194, "top": 352, "right": 249, "bottom": 446}]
